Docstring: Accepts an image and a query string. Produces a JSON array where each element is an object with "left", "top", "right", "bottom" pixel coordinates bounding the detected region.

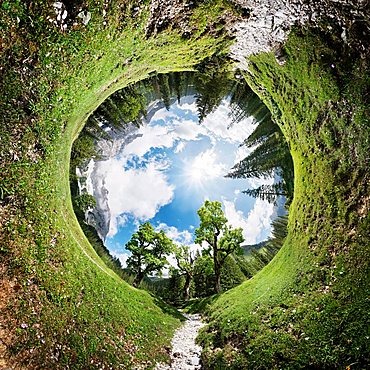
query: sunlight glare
[{"left": 184, "top": 149, "right": 226, "bottom": 189}]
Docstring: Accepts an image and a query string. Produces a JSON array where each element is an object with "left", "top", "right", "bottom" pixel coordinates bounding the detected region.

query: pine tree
[
  {"left": 193, "top": 61, "right": 233, "bottom": 123},
  {"left": 243, "top": 183, "right": 286, "bottom": 204},
  {"left": 228, "top": 80, "right": 271, "bottom": 126},
  {"left": 158, "top": 74, "right": 172, "bottom": 110},
  {"left": 242, "top": 118, "right": 278, "bottom": 148},
  {"left": 227, "top": 132, "right": 288, "bottom": 179}
]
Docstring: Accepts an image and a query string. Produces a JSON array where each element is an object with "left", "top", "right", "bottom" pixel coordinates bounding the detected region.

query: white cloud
[
  {"left": 150, "top": 108, "right": 178, "bottom": 122},
  {"left": 95, "top": 158, "right": 175, "bottom": 238},
  {"left": 223, "top": 198, "right": 274, "bottom": 244},
  {"left": 174, "top": 141, "right": 186, "bottom": 153},
  {"left": 122, "top": 124, "right": 174, "bottom": 157},
  {"left": 177, "top": 101, "right": 198, "bottom": 112},
  {"left": 155, "top": 223, "right": 194, "bottom": 245},
  {"left": 185, "top": 148, "right": 227, "bottom": 186},
  {"left": 201, "top": 100, "right": 255, "bottom": 144},
  {"left": 111, "top": 251, "right": 130, "bottom": 268},
  {"left": 122, "top": 116, "right": 206, "bottom": 158},
  {"left": 172, "top": 119, "right": 207, "bottom": 141}
]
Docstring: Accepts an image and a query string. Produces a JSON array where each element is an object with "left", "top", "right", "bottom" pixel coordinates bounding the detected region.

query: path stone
[{"left": 155, "top": 314, "right": 205, "bottom": 370}]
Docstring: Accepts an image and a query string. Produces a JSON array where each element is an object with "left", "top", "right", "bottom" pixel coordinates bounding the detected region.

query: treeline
[
  {"left": 69, "top": 64, "right": 292, "bottom": 305},
  {"left": 82, "top": 56, "right": 273, "bottom": 135},
  {"left": 223, "top": 79, "right": 293, "bottom": 286},
  {"left": 124, "top": 200, "right": 246, "bottom": 304},
  {"left": 227, "top": 84, "right": 294, "bottom": 204},
  {"left": 147, "top": 213, "right": 289, "bottom": 305}
]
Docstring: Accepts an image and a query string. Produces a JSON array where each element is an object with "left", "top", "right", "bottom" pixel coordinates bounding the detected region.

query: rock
[
  {"left": 154, "top": 314, "right": 205, "bottom": 370},
  {"left": 78, "top": 10, "right": 91, "bottom": 26},
  {"left": 190, "top": 357, "right": 200, "bottom": 366},
  {"left": 229, "top": 0, "right": 370, "bottom": 69},
  {"left": 53, "top": 2, "right": 63, "bottom": 9}
]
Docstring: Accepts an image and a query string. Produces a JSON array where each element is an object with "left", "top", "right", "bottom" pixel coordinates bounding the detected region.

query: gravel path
[{"left": 155, "top": 314, "right": 205, "bottom": 370}]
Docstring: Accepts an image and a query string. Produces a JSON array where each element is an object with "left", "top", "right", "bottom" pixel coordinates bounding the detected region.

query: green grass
[
  {"left": 1, "top": 2, "right": 369, "bottom": 369},
  {"left": 0, "top": 1, "right": 236, "bottom": 368},
  {"left": 198, "top": 29, "right": 369, "bottom": 369}
]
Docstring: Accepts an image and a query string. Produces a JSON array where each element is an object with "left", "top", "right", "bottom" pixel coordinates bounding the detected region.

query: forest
[
  {"left": 70, "top": 67, "right": 294, "bottom": 305},
  {"left": 1, "top": 1, "right": 368, "bottom": 368}
]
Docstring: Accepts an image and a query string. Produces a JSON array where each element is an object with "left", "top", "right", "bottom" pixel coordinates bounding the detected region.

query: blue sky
[{"left": 92, "top": 96, "right": 275, "bottom": 265}]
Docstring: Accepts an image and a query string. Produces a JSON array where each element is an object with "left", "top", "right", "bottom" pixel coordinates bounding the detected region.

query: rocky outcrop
[
  {"left": 230, "top": 0, "right": 369, "bottom": 69},
  {"left": 77, "top": 98, "right": 180, "bottom": 242},
  {"left": 145, "top": 0, "right": 369, "bottom": 69},
  {"left": 145, "top": 0, "right": 238, "bottom": 38}
]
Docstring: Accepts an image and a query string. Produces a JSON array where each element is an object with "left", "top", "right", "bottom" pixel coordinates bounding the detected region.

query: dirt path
[{"left": 155, "top": 314, "right": 205, "bottom": 370}]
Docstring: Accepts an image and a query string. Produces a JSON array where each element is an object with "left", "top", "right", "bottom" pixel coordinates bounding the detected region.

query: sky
[{"left": 91, "top": 95, "right": 275, "bottom": 267}]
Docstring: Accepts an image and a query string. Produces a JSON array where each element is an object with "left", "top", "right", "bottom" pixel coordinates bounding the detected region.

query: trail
[{"left": 155, "top": 314, "right": 205, "bottom": 370}]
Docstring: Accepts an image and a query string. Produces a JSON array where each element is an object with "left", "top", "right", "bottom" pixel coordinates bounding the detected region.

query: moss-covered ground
[
  {"left": 198, "top": 29, "right": 369, "bottom": 369},
  {"left": 0, "top": 1, "right": 234, "bottom": 368},
  {"left": 1, "top": 1, "right": 369, "bottom": 369}
]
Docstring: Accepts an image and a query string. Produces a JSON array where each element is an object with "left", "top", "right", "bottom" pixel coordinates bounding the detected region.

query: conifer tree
[
  {"left": 228, "top": 81, "right": 271, "bottom": 126},
  {"left": 243, "top": 183, "right": 286, "bottom": 204},
  {"left": 158, "top": 74, "right": 171, "bottom": 110},
  {"left": 227, "top": 132, "right": 287, "bottom": 179}
]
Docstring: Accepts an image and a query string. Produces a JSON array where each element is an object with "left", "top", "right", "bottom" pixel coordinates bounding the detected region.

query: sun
[{"left": 183, "top": 149, "right": 226, "bottom": 189}]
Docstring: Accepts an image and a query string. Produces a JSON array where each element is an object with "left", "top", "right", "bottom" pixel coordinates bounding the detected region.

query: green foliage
[
  {"left": 95, "top": 85, "right": 147, "bottom": 128},
  {"left": 70, "top": 132, "right": 97, "bottom": 169},
  {"left": 227, "top": 105, "right": 294, "bottom": 204},
  {"left": 243, "top": 183, "right": 285, "bottom": 203},
  {"left": 192, "top": 253, "right": 245, "bottom": 298},
  {"left": 228, "top": 131, "right": 289, "bottom": 179},
  {"left": 173, "top": 244, "right": 196, "bottom": 301},
  {"left": 126, "top": 222, "right": 175, "bottom": 287},
  {"left": 0, "top": 0, "right": 237, "bottom": 366},
  {"left": 193, "top": 57, "right": 234, "bottom": 122},
  {"left": 195, "top": 200, "right": 244, "bottom": 293},
  {"left": 193, "top": 254, "right": 215, "bottom": 298},
  {"left": 200, "top": 26, "right": 370, "bottom": 369},
  {"left": 220, "top": 255, "right": 246, "bottom": 290},
  {"left": 228, "top": 79, "right": 272, "bottom": 126},
  {"left": 73, "top": 193, "right": 96, "bottom": 213}
]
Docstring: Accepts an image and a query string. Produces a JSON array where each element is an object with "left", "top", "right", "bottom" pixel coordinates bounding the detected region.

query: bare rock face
[
  {"left": 230, "top": 0, "right": 369, "bottom": 69},
  {"left": 145, "top": 0, "right": 196, "bottom": 37},
  {"left": 145, "top": 0, "right": 369, "bottom": 69}
]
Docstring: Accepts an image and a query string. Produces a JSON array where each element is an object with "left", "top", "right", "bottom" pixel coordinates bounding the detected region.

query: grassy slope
[
  {"left": 0, "top": 1, "right": 233, "bottom": 368},
  {"left": 199, "top": 30, "right": 369, "bottom": 368}
]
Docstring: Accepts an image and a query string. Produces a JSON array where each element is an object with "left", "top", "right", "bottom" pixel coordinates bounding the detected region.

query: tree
[
  {"left": 74, "top": 193, "right": 96, "bottom": 213},
  {"left": 192, "top": 252, "right": 215, "bottom": 298},
  {"left": 227, "top": 132, "right": 287, "bottom": 179},
  {"left": 193, "top": 58, "right": 233, "bottom": 123},
  {"left": 173, "top": 245, "right": 196, "bottom": 301},
  {"left": 195, "top": 200, "right": 244, "bottom": 293},
  {"left": 243, "top": 183, "right": 287, "bottom": 204},
  {"left": 228, "top": 80, "right": 271, "bottom": 126},
  {"left": 126, "top": 222, "right": 174, "bottom": 287}
]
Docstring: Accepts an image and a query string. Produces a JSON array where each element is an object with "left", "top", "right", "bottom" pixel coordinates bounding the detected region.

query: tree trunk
[
  {"left": 183, "top": 274, "right": 192, "bottom": 301},
  {"left": 133, "top": 271, "right": 144, "bottom": 288},
  {"left": 214, "top": 256, "right": 221, "bottom": 294}
]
